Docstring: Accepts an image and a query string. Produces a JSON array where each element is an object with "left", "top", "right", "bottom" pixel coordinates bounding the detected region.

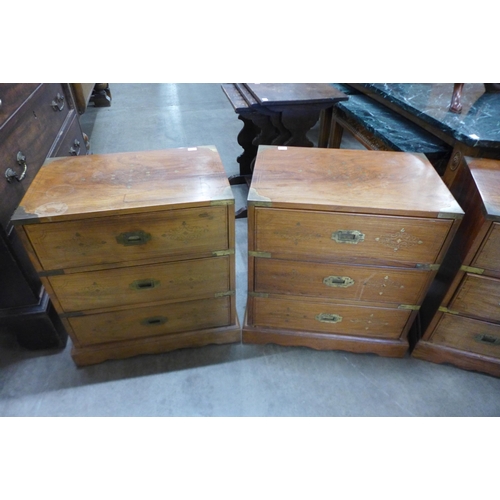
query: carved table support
[{"left": 278, "top": 105, "right": 323, "bottom": 147}]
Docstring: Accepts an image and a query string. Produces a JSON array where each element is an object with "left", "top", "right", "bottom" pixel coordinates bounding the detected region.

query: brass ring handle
[
  {"left": 5, "top": 151, "right": 28, "bottom": 183},
  {"left": 51, "top": 92, "right": 65, "bottom": 112},
  {"left": 69, "top": 139, "right": 81, "bottom": 156}
]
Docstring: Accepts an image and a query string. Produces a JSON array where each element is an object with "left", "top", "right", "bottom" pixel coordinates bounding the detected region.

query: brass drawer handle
[
  {"left": 475, "top": 334, "right": 500, "bottom": 346},
  {"left": 323, "top": 276, "right": 355, "bottom": 288},
  {"left": 116, "top": 230, "right": 152, "bottom": 246},
  {"left": 5, "top": 151, "right": 28, "bottom": 183},
  {"left": 315, "top": 313, "right": 343, "bottom": 324},
  {"left": 141, "top": 316, "right": 167, "bottom": 326},
  {"left": 332, "top": 230, "right": 365, "bottom": 244},
  {"left": 69, "top": 139, "right": 81, "bottom": 156},
  {"left": 130, "top": 279, "right": 160, "bottom": 290},
  {"left": 51, "top": 92, "right": 65, "bottom": 111}
]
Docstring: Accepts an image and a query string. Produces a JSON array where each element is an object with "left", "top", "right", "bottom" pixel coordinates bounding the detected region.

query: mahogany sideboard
[{"left": 0, "top": 83, "right": 89, "bottom": 349}]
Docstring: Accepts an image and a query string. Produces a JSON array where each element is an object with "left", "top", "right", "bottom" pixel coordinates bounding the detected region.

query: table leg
[
  {"left": 229, "top": 114, "right": 259, "bottom": 186},
  {"left": 280, "top": 107, "right": 321, "bottom": 147}
]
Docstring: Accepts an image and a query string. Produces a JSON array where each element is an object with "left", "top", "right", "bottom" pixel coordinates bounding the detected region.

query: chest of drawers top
[
  {"left": 249, "top": 146, "right": 463, "bottom": 218},
  {"left": 12, "top": 146, "right": 233, "bottom": 224}
]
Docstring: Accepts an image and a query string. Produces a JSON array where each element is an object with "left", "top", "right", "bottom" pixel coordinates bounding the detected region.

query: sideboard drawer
[
  {"left": 429, "top": 313, "right": 500, "bottom": 360},
  {"left": 24, "top": 205, "right": 230, "bottom": 271},
  {"left": 254, "top": 257, "right": 431, "bottom": 305},
  {"left": 253, "top": 207, "right": 454, "bottom": 267},
  {"left": 49, "top": 256, "right": 231, "bottom": 312},
  {"left": 0, "top": 84, "right": 40, "bottom": 130},
  {"left": 472, "top": 222, "right": 500, "bottom": 273},
  {"left": 251, "top": 296, "right": 411, "bottom": 339},
  {"left": 1, "top": 83, "right": 71, "bottom": 231},
  {"left": 68, "top": 296, "right": 233, "bottom": 346},
  {"left": 448, "top": 274, "right": 500, "bottom": 323}
]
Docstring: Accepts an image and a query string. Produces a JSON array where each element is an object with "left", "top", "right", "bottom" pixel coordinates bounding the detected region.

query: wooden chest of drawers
[
  {"left": 412, "top": 157, "right": 500, "bottom": 376},
  {"left": 11, "top": 147, "right": 240, "bottom": 366},
  {"left": 0, "top": 83, "right": 89, "bottom": 350},
  {"left": 243, "top": 146, "right": 463, "bottom": 357}
]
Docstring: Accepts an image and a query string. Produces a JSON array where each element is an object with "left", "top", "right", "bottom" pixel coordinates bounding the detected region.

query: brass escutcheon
[
  {"left": 331, "top": 230, "right": 365, "bottom": 244},
  {"left": 315, "top": 313, "right": 343, "bottom": 324},
  {"left": 323, "top": 276, "right": 355, "bottom": 288}
]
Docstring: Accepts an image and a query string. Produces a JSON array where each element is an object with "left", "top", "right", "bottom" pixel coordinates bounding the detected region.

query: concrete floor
[{"left": 1, "top": 83, "right": 500, "bottom": 417}]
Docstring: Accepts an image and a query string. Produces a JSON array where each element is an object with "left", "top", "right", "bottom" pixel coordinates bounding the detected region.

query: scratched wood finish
[
  {"left": 244, "top": 146, "right": 463, "bottom": 357},
  {"left": 11, "top": 147, "right": 240, "bottom": 366},
  {"left": 248, "top": 146, "right": 463, "bottom": 217},
  {"left": 472, "top": 223, "right": 500, "bottom": 272},
  {"left": 253, "top": 208, "right": 453, "bottom": 267},
  {"left": 254, "top": 258, "right": 432, "bottom": 304}
]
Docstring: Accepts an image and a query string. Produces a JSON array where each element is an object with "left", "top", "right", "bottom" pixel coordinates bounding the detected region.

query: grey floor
[{"left": 1, "top": 83, "right": 500, "bottom": 417}]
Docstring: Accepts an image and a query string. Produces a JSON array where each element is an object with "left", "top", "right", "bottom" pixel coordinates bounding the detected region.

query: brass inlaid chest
[
  {"left": 11, "top": 147, "right": 240, "bottom": 366},
  {"left": 243, "top": 146, "right": 463, "bottom": 357}
]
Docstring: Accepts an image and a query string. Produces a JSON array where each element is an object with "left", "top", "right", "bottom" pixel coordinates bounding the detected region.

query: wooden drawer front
[
  {"left": 251, "top": 296, "right": 411, "bottom": 339},
  {"left": 254, "top": 258, "right": 430, "bottom": 305},
  {"left": 253, "top": 208, "right": 452, "bottom": 266},
  {"left": 69, "top": 296, "right": 232, "bottom": 346},
  {"left": 50, "top": 256, "right": 231, "bottom": 312},
  {"left": 472, "top": 222, "right": 500, "bottom": 273},
  {"left": 0, "top": 84, "right": 40, "bottom": 130},
  {"left": 1, "top": 83, "right": 71, "bottom": 231},
  {"left": 51, "top": 113, "right": 87, "bottom": 158},
  {"left": 448, "top": 274, "right": 500, "bottom": 323},
  {"left": 26, "top": 206, "right": 229, "bottom": 270},
  {"left": 430, "top": 314, "right": 500, "bottom": 359}
]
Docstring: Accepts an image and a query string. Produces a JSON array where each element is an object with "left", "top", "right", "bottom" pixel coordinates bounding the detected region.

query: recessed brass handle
[
  {"left": 5, "top": 151, "right": 28, "bottom": 183},
  {"left": 116, "top": 230, "right": 152, "bottom": 246},
  {"left": 141, "top": 316, "right": 167, "bottom": 326},
  {"left": 315, "top": 313, "right": 343, "bottom": 324},
  {"left": 130, "top": 279, "right": 160, "bottom": 290},
  {"left": 332, "top": 230, "right": 365, "bottom": 244},
  {"left": 475, "top": 334, "right": 500, "bottom": 346},
  {"left": 51, "top": 92, "right": 65, "bottom": 111},
  {"left": 323, "top": 276, "right": 355, "bottom": 288}
]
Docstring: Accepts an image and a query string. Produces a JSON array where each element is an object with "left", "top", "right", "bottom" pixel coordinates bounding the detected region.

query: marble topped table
[{"left": 348, "top": 83, "right": 500, "bottom": 186}]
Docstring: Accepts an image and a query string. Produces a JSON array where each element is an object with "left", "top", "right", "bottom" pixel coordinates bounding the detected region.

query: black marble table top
[
  {"left": 337, "top": 94, "right": 449, "bottom": 154},
  {"left": 349, "top": 83, "right": 500, "bottom": 149}
]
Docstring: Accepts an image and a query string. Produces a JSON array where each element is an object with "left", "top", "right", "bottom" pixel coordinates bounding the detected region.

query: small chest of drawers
[
  {"left": 11, "top": 147, "right": 240, "bottom": 366},
  {"left": 412, "top": 157, "right": 500, "bottom": 376},
  {"left": 243, "top": 146, "right": 463, "bottom": 357}
]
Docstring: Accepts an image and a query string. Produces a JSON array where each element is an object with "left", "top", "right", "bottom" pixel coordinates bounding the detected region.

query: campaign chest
[
  {"left": 11, "top": 147, "right": 240, "bottom": 366},
  {"left": 412, "top": 157, "right": 500, "bottom": 376},
  {"left": 243, "top": 146, "right": 463, "bottom": 357}
]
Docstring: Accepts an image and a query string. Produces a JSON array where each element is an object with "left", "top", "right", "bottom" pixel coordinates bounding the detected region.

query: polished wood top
[
  {"left": 248, "top": 146, "right": 463, "bottom": 218},
  {"left": 244, "top": 83, "right": 348, "bottom": 106},
  {"left": 12, "top": 146, "right": 233, "bottom": 224}
]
